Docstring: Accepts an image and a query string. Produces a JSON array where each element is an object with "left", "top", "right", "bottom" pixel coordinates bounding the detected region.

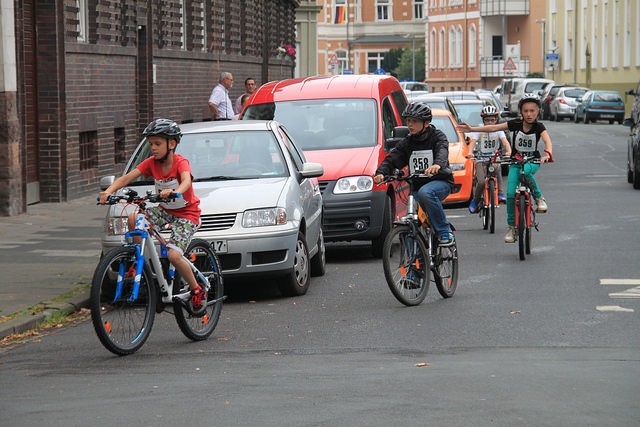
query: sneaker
[
  {"left": 536, "top": 197, "right": 548, "bottom": 213},
  {"left": 438, "top": 232, "right": 455, "bottom": 247},
  {"left": 190, "top": 286, "right": 206, "bottom": 310},
  {"left": 403, "top": 269, "right": 420, "bottom": 289},
  {"left": 504, "top": 226, "right": 516, "bottom": 243},
  {"left": 498, "top": 193, "right": 506, "bottom": 203},
  {"left": 468, "top": 200, "right": 478, "bottom": 213}
]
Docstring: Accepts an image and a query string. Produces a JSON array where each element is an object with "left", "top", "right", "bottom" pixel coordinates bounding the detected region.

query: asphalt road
[{"left": 1, "top": 121, "right": 639, "bottom": 426}]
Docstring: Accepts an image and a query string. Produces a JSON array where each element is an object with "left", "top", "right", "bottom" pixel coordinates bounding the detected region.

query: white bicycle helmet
[{"left": 480, "top": 105, "right": 499, "bottom": 117}]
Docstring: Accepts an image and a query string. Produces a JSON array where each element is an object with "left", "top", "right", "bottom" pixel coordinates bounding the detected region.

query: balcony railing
[
  {"left": 480, "top": 56, "right": 530, "bottom": 78},
  {"left": 480, "top": 0, "right": 529, "bottom": 16}
]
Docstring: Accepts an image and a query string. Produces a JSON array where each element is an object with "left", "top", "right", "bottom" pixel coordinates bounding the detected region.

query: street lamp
[{"left": 536, "top": 18, "right": 546, "bottom": 78}]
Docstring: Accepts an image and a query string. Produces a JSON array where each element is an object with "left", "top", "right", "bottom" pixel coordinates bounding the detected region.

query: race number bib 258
[
  {"left": 515, "top": 133, "right": 536, "bottom": 153},
  {"left": 409, "top": 150, "right": 433, "bottom": 174}
]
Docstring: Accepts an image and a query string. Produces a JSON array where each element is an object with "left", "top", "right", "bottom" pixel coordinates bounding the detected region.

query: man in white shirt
[{"left": 208, "top": 72, "right": 234, "bottom": 120}]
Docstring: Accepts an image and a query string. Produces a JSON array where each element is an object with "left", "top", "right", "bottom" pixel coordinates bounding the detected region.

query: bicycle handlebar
[
  {"left": 96, "top": 189, "right": 181, "bottom": 205},
  {"left": 377, "top": 168, "right": 451, "bottom": 185}
]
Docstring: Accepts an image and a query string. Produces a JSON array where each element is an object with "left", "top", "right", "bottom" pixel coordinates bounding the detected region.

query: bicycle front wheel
[
  {"left": 174, "top": 239, "right": 224, "bottom": 341},
  {"left": 518, "top": 195, "right": 527, "bottom": 260},
  {"left": 487, "top": 180, "right": 496, "bottom": 234},
  {"left": 382, "top": 225, "right": 430, "bottom": 306},
  {"left": 434, "top": 243, "right": 459, "bottom": 298},
  {"left": 90, "top": 246, "right": 156, "bottom": 355}
]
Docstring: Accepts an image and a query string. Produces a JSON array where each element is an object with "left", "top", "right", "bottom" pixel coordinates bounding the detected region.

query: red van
[{"left": 241, "top": 75, "right": 409, "bottom": 257}]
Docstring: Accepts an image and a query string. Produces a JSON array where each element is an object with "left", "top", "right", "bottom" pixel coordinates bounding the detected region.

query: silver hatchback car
[
  {"left": 549, "top": 86, "right": 589, "bottom": 121},
  {"left": 100, "top": 120, "right": 325, "bottom": 296}
]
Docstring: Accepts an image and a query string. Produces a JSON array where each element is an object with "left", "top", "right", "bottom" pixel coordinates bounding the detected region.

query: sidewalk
[{"left": 0, "top": 195, "right": 104, "bottom": 339}]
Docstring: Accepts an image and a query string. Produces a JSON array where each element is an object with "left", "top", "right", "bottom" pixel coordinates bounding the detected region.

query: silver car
[
  {"left": 549, "top": 86, "right": 589, "bottom": 121},
  {"left": 99, "top": 120, "right": 325, "bottom": 296}
]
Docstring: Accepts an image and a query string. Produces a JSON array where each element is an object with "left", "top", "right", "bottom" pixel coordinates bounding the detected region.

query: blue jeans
[{"left": 413, "top": 180, "right": 452, "bottom": 237}]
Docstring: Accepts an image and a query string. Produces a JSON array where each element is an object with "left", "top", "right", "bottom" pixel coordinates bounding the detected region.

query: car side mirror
[
  {"left": 299, "top": 162, "right": 324, "bottom": 179},
  {"left": 622, "top": 117, "right": 635, "bottom": 128},
  {"left": 99, "top": 176, "right": 116, "bottom": 191},
  {"left": 625, "top": 88, "right": 636, "bottom": 96},
  {"left": 501, "top": 110, "right": 516, "bottom": 118}
]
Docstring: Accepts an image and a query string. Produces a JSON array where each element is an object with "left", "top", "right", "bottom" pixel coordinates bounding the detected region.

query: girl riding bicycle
[
  {"left": 458, "top": 94, "right": 553, "bottom": 243},
  {"left": 373, "top": 102, "right": 456, "bottom": 246},
  {"left": 98, "top": 118, "right": 205, "bottom": 308},
  {"left": 465, "top": 105, "right": 512, "bottom": 213}
]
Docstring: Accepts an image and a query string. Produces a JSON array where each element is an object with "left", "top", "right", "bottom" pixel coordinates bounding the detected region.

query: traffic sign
[
  {"left": 503, "top": 57, "right": 517, "bottom": 71},
  {"left": 329, "top": 54, "right": 338, "bottom": 66}
]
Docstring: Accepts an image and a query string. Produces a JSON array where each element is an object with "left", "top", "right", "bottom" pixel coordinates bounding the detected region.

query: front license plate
[
  {"left": 601, "top": 114, "right": 614, "bottom": 118},
  {"left": 211, "top": 240, "right": 228, "bottom": 253}
]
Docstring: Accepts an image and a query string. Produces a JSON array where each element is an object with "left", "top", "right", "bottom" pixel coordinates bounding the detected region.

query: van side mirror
[{"left": 385, "top": 126, "right": 409, "bottom": 151}]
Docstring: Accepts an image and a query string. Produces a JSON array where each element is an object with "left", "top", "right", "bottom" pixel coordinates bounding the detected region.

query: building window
[
  {"left": 337, "top": 50, "right": 348, "bottom": 73},
  {"left": 335, "top": 0, "right": 347, "bottom": 24},
  {"left": 468, "top": 25, "right": 476, "bottom": 66},
  {"left": 77, "top": 0, "right": 88, "bottom": 42},
  {"left": 455, "top": 25, "right": 463, "bottom": 66},
  {"left": 448, "top": 27, "right": 455, "bottom": 67},
  {"left": 79, "top": 131, "right": 98, "bottom": 171},
  {"left": 414, "top": 0, "right": 424, "bottom": 20},
  {"left": 376, "top": 0, "right": 390, "bottom": 21},
  {"left": 429, "top": 29, "right": 436, "bottom": 68},
  {"left": 114, "top": 128, "right": 126, "bottom": 164},
  {"left": 438, "top": 28, "right": 445, "bottom": 68},
  {"left": 368, "top": 52, "right": 385, "bottom": 73}
]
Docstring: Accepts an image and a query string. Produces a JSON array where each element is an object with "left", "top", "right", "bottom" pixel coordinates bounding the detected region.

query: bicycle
[
  {"left": 469, "top": 150, "right": 503, "bottom": 234},
  {"left": 91, "top": 189, "right": 225, "bottom": 355},
  {"left": 379, "top": 171, "right": 459, "bottom": 306},
  {"left": 505, "top": 150, "right": 553, "bottom": 260}
]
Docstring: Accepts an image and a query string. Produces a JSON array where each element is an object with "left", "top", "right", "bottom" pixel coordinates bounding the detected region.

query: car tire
[
  {"left": 371, "top": 195, "right": 392, "bottom": 259},
  {"left": 583, "top": 112, "right": 589, "bottom": 124},
  {"left": 574, "top": 112, "right": 579, "bottom": 123},
  {"left": 634, "top": 157, "right": 640, "bottom": 190},
  {"left": 310, "top": 228, "right": 326, "bottom": 277},
  {"left": 279, "top": 231, "right": 311, "bottom": 297}
]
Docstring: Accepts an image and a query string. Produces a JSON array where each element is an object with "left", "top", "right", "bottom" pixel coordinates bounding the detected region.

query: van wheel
[{"left": 371, "top": 195, "right": 392, "bottom": 259}]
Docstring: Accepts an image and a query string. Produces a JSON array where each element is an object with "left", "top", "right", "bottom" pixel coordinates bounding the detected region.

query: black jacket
[{"left": 376, "top": 124, "right": 454, "bottom": 188}]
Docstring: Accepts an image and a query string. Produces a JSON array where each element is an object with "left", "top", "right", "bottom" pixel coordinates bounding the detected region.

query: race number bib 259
[
  {"left": 409, "top": 150, "right": 433, "bottom": 174},
  {"left": 514, "top": 133, "right": 537, "bottom": 153}
]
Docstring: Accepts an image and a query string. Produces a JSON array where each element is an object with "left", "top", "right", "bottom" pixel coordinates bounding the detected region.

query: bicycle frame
[{"left": 512, "top": 157, "right": 538, "bottom": 230}]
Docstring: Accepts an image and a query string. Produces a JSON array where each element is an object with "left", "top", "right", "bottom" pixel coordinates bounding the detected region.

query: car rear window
[
  {"left": 595, "top": 92, "right": 622, "bottom": 102},
  {"left": 524, "top": 82, "right": 549, "bottom": 93},
  {"left": 243, "top": 99, "right": 377, "bottom": 150},
  {"left": 564, "top": 89, "right": 588, "bottom": 98}
]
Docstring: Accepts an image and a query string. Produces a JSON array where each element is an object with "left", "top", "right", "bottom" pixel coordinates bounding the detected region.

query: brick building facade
[{"left": 1, "top": 0, "right": 300, "bottom": 215}]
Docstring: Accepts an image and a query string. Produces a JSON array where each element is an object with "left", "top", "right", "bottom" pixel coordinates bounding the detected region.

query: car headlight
[
  {"left": 334, "top": 176, "right": 373, "bottom": 194},
  {"left": 105, "top": 216, "right": 129, "bottom": 236},
  {"left": 242, "top": 208, "right": 287, "bottom": 227},
  {"left": 450, "top": 163, "right": 466, "bottom": 171}
]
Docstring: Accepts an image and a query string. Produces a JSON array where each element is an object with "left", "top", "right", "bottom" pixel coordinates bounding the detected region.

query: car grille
[{"left": 199, "top": 213, "right": 237, "bottom": 232}]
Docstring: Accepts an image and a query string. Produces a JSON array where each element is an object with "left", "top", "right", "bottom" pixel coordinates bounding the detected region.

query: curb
[{"left": 0, "top": 293, "right": 90, "bottom": 341}]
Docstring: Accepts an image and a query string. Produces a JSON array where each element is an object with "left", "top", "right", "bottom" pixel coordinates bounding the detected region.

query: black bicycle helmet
[
  {"left": 402, "top": 102, "right": 432, "bottom": 122},
  {"left": 518, "top": 93, "right": 542, "bottom": 111},
  {"left": 142, "top": 118, "right": 182, "bottom": 142},
  {"left": 480, "top": 105, "right": 499, "bottom": 117}
]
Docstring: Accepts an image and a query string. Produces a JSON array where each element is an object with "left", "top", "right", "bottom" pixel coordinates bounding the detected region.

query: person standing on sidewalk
[
  {"left": 208, "top": 72, "right": 234, "bottom": 120},
  {"left": 234, "top": 77, "right": 257, "bottom": 114}
]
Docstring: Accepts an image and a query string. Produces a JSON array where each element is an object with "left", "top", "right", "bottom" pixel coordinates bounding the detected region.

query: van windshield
[{"left": 243, "top": 99, "right": 377, "bottom": 150}]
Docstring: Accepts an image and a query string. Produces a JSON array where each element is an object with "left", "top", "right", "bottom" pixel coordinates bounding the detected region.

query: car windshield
[
  {"left": 452, "top": 103, "right": 484, "bottom": 126},
  {"left": 595, "top": 92, "right": 622, "bottom": 102},
  {"left": 125, "top": 130, "right": 288, "bottom": 184},
  {"left": 243, "top": 99, "right": 377, "bottom": 150},
  {"left": 430, "top": 115, "right": 460, "bottom": 143}
]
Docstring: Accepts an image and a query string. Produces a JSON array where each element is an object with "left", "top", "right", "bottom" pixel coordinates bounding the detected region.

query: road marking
[
  {"left": 31, "top": 249, "right": 99, "bottom": 258},
  {"left": 608, "top": 286, "right": 640, "bottom": 299},
  {"left": 596, "top": 305, "right": 634, "bottom": 313},
  {"left": 600, "top": 278, "right": 640, "bottom": 285}
]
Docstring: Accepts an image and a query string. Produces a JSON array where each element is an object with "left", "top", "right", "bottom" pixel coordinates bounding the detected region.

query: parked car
[
  {"left": 549, "top": 86, "right": 589, "bottom": 121},
  {"left": 411, "top": 94, "right": 461, "bottom": 124},
  {"left": 99, "top": 120, "right": 325, "bottom": 296},
  {"left": 430, "top": 108, "right": 475, "bottom": 205},
  {"left": 499, "top": 78, "right": 555, "bottom": 114},
  {"left": 429, "top": 90, "right": 480, "bottom": 101},
  {"left": 540, "top": 84, "right": 577, "bottom": 120},
  {"left": 400, "top": 81, "right": 429, "bottom": 93},
  {"left": 475, "top": 89, "right": 505, "bottom": 114},
  {"left": 241, "top": 74, "right": 409, "bottom": 258},
  {"left": 574, "top": 90, "right": 625, "bottom": 124},
  {"left": 624, "top": 117, "right": 640, "bottom": 189}
]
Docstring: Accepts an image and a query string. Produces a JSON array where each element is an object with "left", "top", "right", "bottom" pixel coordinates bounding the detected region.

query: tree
[
  {"left": 381, "top": 48, "right": 405, "bottom": 74},
  {"left": 393, "top": 47, "right": 425, "bottom": 82}
]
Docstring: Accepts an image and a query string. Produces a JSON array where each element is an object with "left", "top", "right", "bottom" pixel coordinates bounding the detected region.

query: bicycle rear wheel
[
  {"left": 518, "top": 195, "right": 527, "bottom": 260},
  {"left": 174, "top": 239, "right": 224, "bottom": 341},
  {"left": 382, "top": 225, "right": 430, "bottom": 306},
  {"left": 487, "top": 180, "right": 496, "bottom": 234},
  {"left": 90, "top": 246, "right": 156, "bottom": 355}
]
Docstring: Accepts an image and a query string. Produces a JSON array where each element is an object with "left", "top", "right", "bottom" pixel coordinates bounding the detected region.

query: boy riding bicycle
[
  {"left": 373, "top": 102, "right": 456, "bottom": 246},
  {"left": 458, "top": 94, "right": 553, "bottom": 243},
  {"left": 465, "top": 105, "right": 512, "bottom": 213},
  {"left": 98, "top": 118, "right": 205, "bottom": 309}
]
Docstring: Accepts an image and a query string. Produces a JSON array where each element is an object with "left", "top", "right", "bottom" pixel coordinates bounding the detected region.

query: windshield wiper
[{"left": 194, "top": 175, "right": 242, "bottom": 182}]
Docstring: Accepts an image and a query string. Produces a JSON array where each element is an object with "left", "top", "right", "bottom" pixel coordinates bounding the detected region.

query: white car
[{"left": 99, "top": 120, "right": 325, "bottom": 296}]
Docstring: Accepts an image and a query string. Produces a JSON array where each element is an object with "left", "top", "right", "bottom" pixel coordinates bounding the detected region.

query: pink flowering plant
[{"left": 276, "top": 43, "right": 296, "bottom": 59}]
